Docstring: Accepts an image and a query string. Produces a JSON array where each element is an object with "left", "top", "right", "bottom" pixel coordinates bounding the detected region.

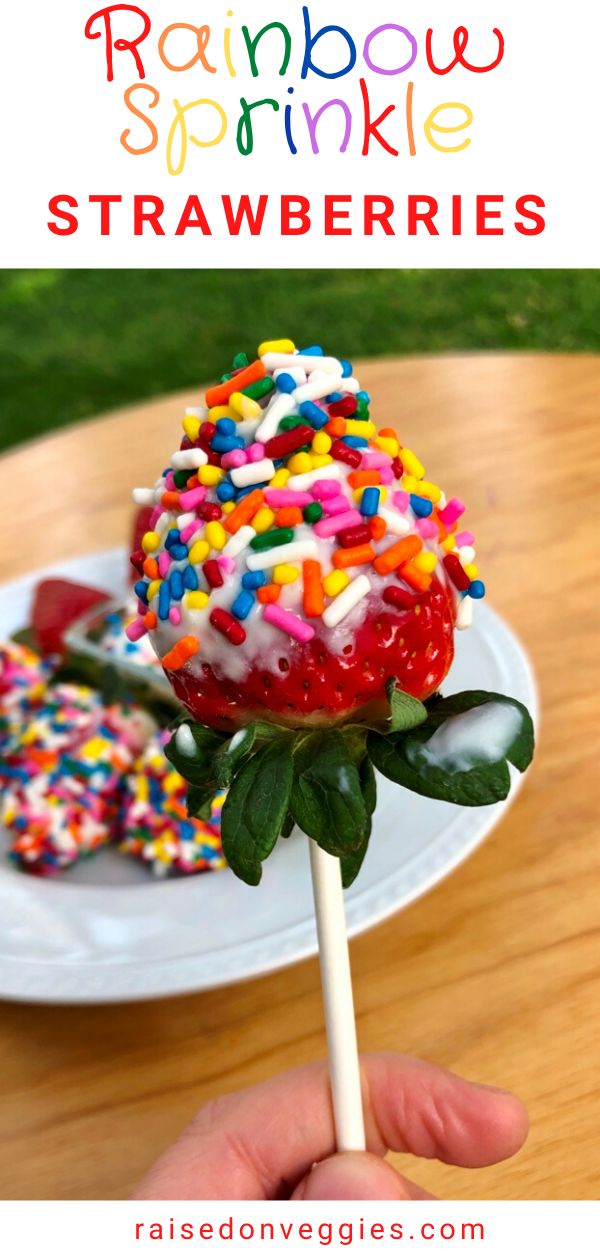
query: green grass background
[{"left": 0, "top": 269, "right": 598, "bottom": 452}]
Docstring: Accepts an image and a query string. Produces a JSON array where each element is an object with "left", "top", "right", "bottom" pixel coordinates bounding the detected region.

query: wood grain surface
[{"left": 1, "top": 354, "right": 599, "bottom": 1200}]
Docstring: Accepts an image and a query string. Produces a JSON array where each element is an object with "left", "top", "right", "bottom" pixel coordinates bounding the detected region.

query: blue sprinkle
[
  {"left": 235, "top": 482, "right": 269, "bottom": 499},
  {"left": 356, "top": 390, "right": 371, "bottom": 404},
  {"left": 125, "top": 642, "right": 138, "bottom": 654},
  {"left": 231, "top": 590, "right": 255, "bottom": 620},
  {"left": 360, "top": 487, "right": 380, "bottom": 517},
  {"left": 170, "top": 569, "right": 184, "bottom": 600},
  {"left": 326, "top": 391, "right": 343, "bottom": 403},
  {"left": 158, "top": 581, "right": 171, "bottom": 620},
  {"left": 166, "top": 528, "right": 180, "bottom": 547},
  {"left": 134, "top": 580, "right": 149, "bottom": 604},
  {"left": 242, "top": 570, "right": 266, "bottom": 590},
  {"left": 217, "top": 481, "right": 236, "bottom": 502},
  {"left": 180, "top": 820, "right": 195, "bottom": 839},
  {"left": 216, "top": 416, "right": 236, "bottom": 436},
  {"left": 169, "top": 543, "right": 188, "bottom": 561},
  {"left": 340, "top": 359, "right": 353, "bottom": 377},
  {"left": 342, "top": 435, "right": 368, "bottom": 449},
  {"left": 211, "top": 434, "right": 245, "bottom": 454},
  {"left": 298, "top": 345, "right": 323, "bottom": 356},
  {"left": 300, "top": 400, "right": 328, "bottom": 429},
  {"left": 469, "top": 580, "right": 486, "bottom": 599},
  {"left": 183, "top": 565, "right": 198, "bottom": 590},
  {"left": 275, "top": 372, "right": 297, "bottom": 394},
  {"left": 410, "top": 494, "right": 433, "bottom": 518}
]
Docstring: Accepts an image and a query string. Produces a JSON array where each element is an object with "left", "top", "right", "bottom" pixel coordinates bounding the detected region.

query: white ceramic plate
[{"left": 0, "top": 549, "right": 537, "bottom": 1004}]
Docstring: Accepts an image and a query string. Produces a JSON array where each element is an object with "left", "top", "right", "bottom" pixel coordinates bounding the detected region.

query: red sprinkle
[
  {"left": 392, "top": 456, "right": 404, "bottom": 479},
  {"left": 203, "top": 559, "right": 224, "bottom": 589},
  {"left": 199, "top": 421, "right": 217, "bottom": 440},
  {"left": 197, "top": 502, "right": 223, "bottom": 521},
  {"left": 328, "top": 396, "right": 356, "bottom": 418},
  {"left": 443, "top": 553, "right": 470, "bottom": 591},
  {"left": 383, "top": 585, "right": 418, "bottom": 610},
  {"left": 209, "top": 607, "right": 246, "bottom": 645},
  {"left": 337, "top": 524, "right": 371, "bottom": 548},
  {"left": 130, "top": 548, "right": 145, "bottom": 576},
  {"left": 264, "top": 425, "right": 315, "bottom": 459},
  {"left": 330, "top": 439, "right": 361, "bottom": 468}
]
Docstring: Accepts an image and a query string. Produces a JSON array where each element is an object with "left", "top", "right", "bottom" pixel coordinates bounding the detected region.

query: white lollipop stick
[{"left": 308, "top": 837, "right": 366, "bottom": 1152}]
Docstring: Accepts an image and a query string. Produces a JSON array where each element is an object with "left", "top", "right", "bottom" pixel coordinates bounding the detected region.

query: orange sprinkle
[
  {"left": 143, "top": 557, "right": 159, "bottom": 579},
  {"left": 400, "top": 560, "right": 432, "bottom": 592},
  {"left": 431, "top": 508, "right": 449, "bottom": 541},
  {"left": 325, "top": 417, "right": 347, "bottom": 438},
  {"left": 373, "top": 535, "right": 422, "bottom": 575},
  {"left": 369, "top": 515, "right": 387, "bottom": 542},
  {"left": 257, "top": 583, "right": 281, "bottom": 604},
  {"left": 302, "top": 559, "right": 324, "bottom": 618},
  {"left": 143, "top": 610, "right": 157, "bottom": 630},
  {"left": 348, "top": 470, "right": 380, "bottom": 489},
  {"left": 205, "top": 359, "right": 265, "bottom": 408},
  {"left": 333, "top": 543, "right": 376, "bottom": 569},
  {"left": 276, "top": 506, "right": 303, "bottom": 528},
  {"left": 161, "top": 635, "right": 200, "bottom": 671},
  {"left": 379, "top": 427, "right": 398, "bottom": 439},
  {"left": 161, "top": 491, "right": 180, "bottom": 511},
  {"left": 225, "top": 488, "right": 265, "bottom": 534}
]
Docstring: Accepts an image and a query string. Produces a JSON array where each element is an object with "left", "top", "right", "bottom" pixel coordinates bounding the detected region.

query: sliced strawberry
[
  {"left": 166, "top": 575, "right": 455, "bottom": 731},
  {"left": 31, "top": 579, "right": 110, "bottom": 657}
]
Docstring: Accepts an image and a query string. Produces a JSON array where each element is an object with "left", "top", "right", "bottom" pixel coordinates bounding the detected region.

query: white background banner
[{"left": 1, "top": 0, "right": 598, "bottom": 266}]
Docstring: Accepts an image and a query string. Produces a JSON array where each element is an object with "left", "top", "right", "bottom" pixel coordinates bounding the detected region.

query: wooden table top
[{"left": 1, "top": 353, "right": 599, "bottom": 1200}]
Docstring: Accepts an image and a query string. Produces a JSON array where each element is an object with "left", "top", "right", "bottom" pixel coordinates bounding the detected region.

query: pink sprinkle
[
  {"left": 379, "top": 467, "right": 393, "bottom": 484},
  {"left": 165, "top": 471, "right": 176, "bottom": 491},
  {"left": 262, "top": 603, "right": 315, "bottom": 643},
  {"left": 455, "top": 530, "right": 475, "bottom": 546},
  {"left": 158, "top": 552, "right": 171, "bottom": 578},
  {"left": 393, "top": 491, "right": 410, "bottom": 513},
  {"left": 264, "top": 489, "right": 312, "bottom": 508},
  {"left": 361, "top": 450, "right": 392, "bottom": 470},
  {"left": 322, "top": 495, "right": 351, "bottom": 516},
  {"left": 149, "top": 507, "right": 161, "bottom": 528},
  {"left": 313, "top": 511, "right": 362, "bottom": 539},
  {"left": 180, "top": 520, "right": 204, "bottom": 545},
  {"left": 222, "top": 449, "right": 247, "bottom": 470},
  {"left": 218, "top": 555, "right": 236, "bottom": 575},
  {"left": 246, "top": 442, "right": 265, "bottom": 462},
  {"left": 125, "top": 619, "right": 146, "bottom": 642},
  {"left": 416, "top": 518, "right": 438, "bottom": 539},
  {"left": 311, "top": 479, "right": 342, "bottom": 500},
  {"left": 179, "top": 485, "right": 207, "bottom": 511},
  {"left": 169, "top": 607, "right": 182, "bottom": 626},
  {"left": 439, "top": 498, "right": 465, "bottom": 527}
]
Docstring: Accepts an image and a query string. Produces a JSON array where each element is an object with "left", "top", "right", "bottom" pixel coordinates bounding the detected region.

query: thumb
[{"left": 291, "top": 1152, "right": 413, "bottom": 1201}]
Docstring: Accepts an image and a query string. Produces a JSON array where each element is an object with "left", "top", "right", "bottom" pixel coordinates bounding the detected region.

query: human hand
[{"left": 132, "top": 1053, "right": 528, "bottom": 1200}]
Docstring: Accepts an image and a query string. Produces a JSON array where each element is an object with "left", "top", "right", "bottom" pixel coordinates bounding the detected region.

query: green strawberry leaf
[
  {"left": 213, "top": 724, "right": 257, "bottom": 787},
  {"left": 220, "top": 737, "right": 294, "bottom": 885},
  {"left": 360, "top": 754, "right": 377, "bottom": 818},
  {"left": 386, "top": 678, "right": 428, "bottom": 732},
  {"left": 280, "top": 810, "right": 295, "bottom": 839},
  {"left": 368, "top": 689, "right": 533, "bottom": 807},
  {"left": 290, "top": 730, "right": 367, "bottom": 857},
  {"left": 340, "top": 815, "right": 371, "bottom": 888},
  {"left": 165, "top": 721, "right": 226, "bottom": 789},
  {"left": 186, "top": 785, "right": 217, "bottom": 822}
]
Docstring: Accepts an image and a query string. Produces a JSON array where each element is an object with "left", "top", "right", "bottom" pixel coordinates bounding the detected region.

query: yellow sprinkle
[
  {"left": 442, "top": 535, "right": 456, "bottom": 552},
  {"left": 464, "top": 562, "right": 478, "bottom": 579},
  {"left": 375, "top": 435, "right": 399, "bottom": 457},
  {"left": 311, "top": 453, "right": 333, "bottom": 469},
  {"left": 141, "top": 531, "right": 160, "bottom": 554},
  {"left": 147, "top": 579, "right": 161, "bottom": 602},
  {"left": 401, "top": 447, "right": 425, "bottom": 478},
  {"left": 189, "top": 539, "right": 210, "bottom": 564},
  {"left": 199, "top": 465, "right": 223, "bottom": 486},
  {"left": 346, "top": 420, "right": 376, "bottom": 438},
  {"left": 182, "top": 415, "right": 200, "bottom": 442},
  {"left": 222, "top": 500, "right": 235, "bottom": 514},
  {"left": 230, "top": 390, "right": 262, "bottom": 421},
  {"left": 251, "top": 507, "right": 276, "bottom": 534},
  {"left": 270, "top": 468, "right": 290, "bottom": 488},
  {"left": 81, "top": 736, "right": 108, "bottom": 760},
  {"left": 184, "top": 590, "right": 209, "bottom": 609},
  {"left": 323, "top": 570, "right": 350, "bottom": 597},
  {"left": 417, "top": 480, "right": 442, "bottom": 504},
  {"left": 414, "top": 551, "right": 438, "bottom": 574},
  {"left": 208, "top": 405, "right": 238, "bottom": 424},
  {"left": 312, "top": 432, "right": 332, "bottom": 455},
  {"left": 205, "top": 521, "right": 227, "bottom": 550},
  {"left": 258, "top": 338, "right": 295, "bottom": 356},
  {"left": 287, "top": 452, "right": 312, "bottom": 475},
  {"left": 164, "top": 771, "right": 182, "bottom": 794},
  {"left": 273, "top": 564, "right": 300, "bottom": 585}
]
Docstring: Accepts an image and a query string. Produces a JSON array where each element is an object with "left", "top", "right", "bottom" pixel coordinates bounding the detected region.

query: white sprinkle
[
  {"left": 273, "top": 366, "right": 307, "bottom": 387},
  {"left": 341, "top": 376, "right": 360, "bottom": 395},
  {"left": 458, "top": 545, "right": 476, "bottom": 565},
  {"left": 175, "top": 724, "right": 197, "bottom": 756},
  {"left": 255, "top": 392, "right": 295, "bottom": 443},
  {"left": 293, "top": 375, "right": 345, "bottom": 405},
  {"left": 154, "top": 512, "right": 171, "bottom": 539},
  {"left": 132, "top": 487, "right": 155, "bottom": 506},
  {"left": 170, "top": 448, "right": 208, "bottom": 470},
  {"left": 184, "top": 405, "right": 208, "bottom": 420},
  {"left": 230, "top": 458, "right": 276, "bottom": 488},
  {"left": 222, "top": 525, "right": 256, "bottom": 557},
  {"left": 261, "top": 353, "right": 342, "bottom": 375},
  {"left": 378, "top": 506, "right": 411, "bottom": 537},
  {"left": 177, "top": 512, "right": 196, "bottom": 529},
  {"left": 456, "top": 594, "right": 473, "bottom": 629},
  {"left": 287, "top": 465, "right": 343, "bottom": 492},
  {"left": 246, "top": 539, "right": 319, "bottom": 571},
  {"left": 323, "top": 575, "right": 371, "bottom": 628}
]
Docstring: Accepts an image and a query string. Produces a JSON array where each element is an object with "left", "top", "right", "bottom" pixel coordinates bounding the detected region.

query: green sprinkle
[
  {"left": 173, "top": 468, "right": 194, "bottom": 489},
  {"left": 355, "top": 399, "right": 370, "bottom": 420},
  {"left": 303, "top": 502, "right": 323, "bottom": 524},
  {"left": 242, "top": 377, "right": 275, "bottom": 401},
  {"left": 232, "top": 351, "right": 249, "bottom": 370},
  {"left": 219, "top": 373, "right": 232, "bottom": 384},
  {"left": 278, "top": 416, "right": 306, "bottom": 431},
  {"left": 250, "top": 527, "right": 294, "bottom": 551}
]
